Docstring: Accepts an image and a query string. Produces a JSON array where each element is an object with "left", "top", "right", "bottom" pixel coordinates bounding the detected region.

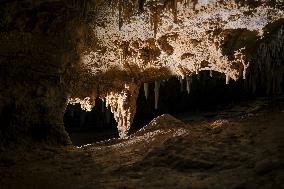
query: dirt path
[{"left": 0, "top": 96, "right": 283, "bottom": 189}]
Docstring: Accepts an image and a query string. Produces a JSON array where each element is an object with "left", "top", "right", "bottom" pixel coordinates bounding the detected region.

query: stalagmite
[
  {"left": 144, "top": 83, "right": 149, "bottom": 100},
  {"left": 105, "top": 82, "right": 140, "bottom": 138},
  {"left": 186, "top": 76, "right": 191, "bottom": 94},
  {"left": 226, "top": 74, "right": 230, "bottom": 85},
  {"left": 154, "top": 80, "right": 160, "bottom": 110}
]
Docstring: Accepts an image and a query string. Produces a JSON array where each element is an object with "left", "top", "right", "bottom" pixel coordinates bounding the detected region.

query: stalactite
[
  {"left": 68, "top": 97, "right": 94, "bottom": 112},
  {"left": 179, "top": 76, "right": 184, "bottom": 92},
  {"left": 210, "top": 70, "right": 213, "bottom": 77},
  {"left": 243, "top": 63, "right": 248, "bottom": 80},
  {"left": 251, "top": 25, "right": 284, "bottom": 95},
  {"left": 154, "top": 80, "right": 160, "bottom": 110},
  {"left": 105, "top": 82, "right": 140, "bottom": 138},
  {"left": 225, "top": 74, "right": 230, "bottom": 85},
  {"left": 144, "top": 83, "right": 149, "bottom": 100},
  {"left": 186, "top": 76, "right": 192, "bottom": 94}
]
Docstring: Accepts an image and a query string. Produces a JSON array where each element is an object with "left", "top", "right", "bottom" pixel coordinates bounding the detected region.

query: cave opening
[
  {"left": 63, "top": 68, "right": 282, "bottom": 146},
  {"left": 130, "top": 70, "right": 251, "bottom": 133},
  {"left": 132, "top": 69, "right": 283, "bottom": 133},
  {"left": 63, "top": 98, "right": 119, "bottom": 146}
]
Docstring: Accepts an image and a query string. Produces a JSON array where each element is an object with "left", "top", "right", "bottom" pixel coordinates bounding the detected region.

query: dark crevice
[
  {"left": 63, "top": 98, "right": 118, "bottom": 146},
  {"left": 130, "top": 69, "right": 284, "bottom": 134}
]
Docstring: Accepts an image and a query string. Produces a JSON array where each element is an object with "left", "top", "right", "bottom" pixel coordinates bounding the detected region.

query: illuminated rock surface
[
  {"left": 0, "top": 0, "right": 283, "bottom": 143},
  {"left": 0, "top": 1, "right": 283, "bottom": 188},
  {"left": 73, "top": 0, "right": 284, "bottom": 137}
]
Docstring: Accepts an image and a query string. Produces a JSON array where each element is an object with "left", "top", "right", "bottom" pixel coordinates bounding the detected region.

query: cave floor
[{"left": 0, "top": 96, "right": 284, "bottom": 189}]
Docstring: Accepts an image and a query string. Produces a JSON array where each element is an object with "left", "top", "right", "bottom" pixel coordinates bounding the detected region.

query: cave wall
[
  {"left": 0, "top": 0, "right": 283, "bottom": 146},
  {"left": 0, "top": 0, "right": 88, "bottom": 146}
]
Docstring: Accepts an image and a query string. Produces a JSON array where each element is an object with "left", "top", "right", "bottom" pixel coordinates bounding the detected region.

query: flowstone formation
[{"left": 72, "top": 0, "right": 284, "bottom": 138}]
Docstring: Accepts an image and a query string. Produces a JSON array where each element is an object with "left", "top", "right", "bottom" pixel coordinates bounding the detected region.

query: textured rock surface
[
  {"left": 75, "top": 0, "right": 284, "bottom": 137},
  {"left": 84, "top": 0, "right": 283, "bottom": 81},
  {"left": 0, "top": 0, "right": 82, "bottom": 145},
  {"left": 0, "top": 0, "right": 283, "bottom": 144},
  {"left": 0, "top": 97, "right": 283, "bottom": 189}
]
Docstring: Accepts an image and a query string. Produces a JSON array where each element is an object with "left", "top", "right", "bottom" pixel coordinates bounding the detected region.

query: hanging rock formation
[
  {"left": 144, "top": 83, "right": 149, "bottom": 100},
  {"left": 74, "top": 0, "right": 284, "bottom": 137},
  {"left": 105, "top": 82, "right": 140, "bottom": 138},
  {"left": 154, "top": 80, "right": 161, "bottom": 110}
]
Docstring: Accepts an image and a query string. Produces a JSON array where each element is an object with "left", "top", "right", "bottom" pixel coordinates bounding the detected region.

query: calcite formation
[
  {"left": 72, "top": 0, "right": 284, "bottom": 138},
  {"left": 0, "top": 0, "right": 283, "bottom": 144},
  {"left": 105, "top": 82, "right": 140, "bottom": 138}
]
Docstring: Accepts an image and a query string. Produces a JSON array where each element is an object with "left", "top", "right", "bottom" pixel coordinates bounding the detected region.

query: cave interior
[{"left": 0, "top": 0, "right": 284, "bottom": 188}]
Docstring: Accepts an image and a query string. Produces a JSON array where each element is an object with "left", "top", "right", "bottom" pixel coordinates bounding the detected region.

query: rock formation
[{"left": 0, "top": 0, "right": 283, "bottom": 145}]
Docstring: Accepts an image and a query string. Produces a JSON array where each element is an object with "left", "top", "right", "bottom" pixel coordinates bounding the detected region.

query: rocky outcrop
[{"left": 0, "top": 0, "right": 84, "bottom": 145}]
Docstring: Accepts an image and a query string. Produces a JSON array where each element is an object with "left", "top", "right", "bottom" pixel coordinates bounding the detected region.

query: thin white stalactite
[
  {"left": 186, "top": 76, "right": 191, "bottom": 94},
  {"left": 210, "top": 70, "right": 213, "bottom": 77},
  {"left": 226, "top": 74, "right": 230, "bottom": 85},
  {"left": 179, "top": 76, "right": 184, "bottom": 92},
  {"left": 154, "top": 81, "right": 160, "bottom": 110},
  {"left": 144, "top": 83, "right": 149, "bottom": 100}
]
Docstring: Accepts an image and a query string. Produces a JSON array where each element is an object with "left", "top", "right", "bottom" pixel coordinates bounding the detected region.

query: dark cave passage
[
  {"left": 64, "top": 69, "right": 284, "bottom": 145},
  {"left": 131, "top": 70, "right": 259, "bottom": 133},
  {"left": 63, "top": 99, "right": 119, "bottom": 146}
]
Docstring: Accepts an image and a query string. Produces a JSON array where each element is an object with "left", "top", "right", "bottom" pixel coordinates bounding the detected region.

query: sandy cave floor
[{"left": 0, "top": 96, "right": 284, "bottom": 189}]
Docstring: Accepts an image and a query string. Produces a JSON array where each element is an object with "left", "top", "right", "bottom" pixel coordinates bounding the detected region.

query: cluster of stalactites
[
  {"left": 116, "top": 0, "right": 186, "bottom": 33},
  {"left": 143, "top": 81, "right": 161, "bottom": 110},
  {"left": 142, "top": 68, "right": 240, "bottom": 110},
  {"left": 249, "top": 25, "right": 284, "bottom": 94},
  {"left": 178, "top": 76, "right": 193, "bottom": 93},
  {"left": 105, "top": 82, "right": 140, "bottom": 138},
  {"left": 67, "top": 82, "right": 140, "bottom": 138},
  {"left": 100, "top": 100, "right": 112, "bottom": 124},
  {"left": 67, "top": 97, "right": 94, "bottom": 111},
  {"left": 143, "top": 75, "right": 194, "bottom": 110}
]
